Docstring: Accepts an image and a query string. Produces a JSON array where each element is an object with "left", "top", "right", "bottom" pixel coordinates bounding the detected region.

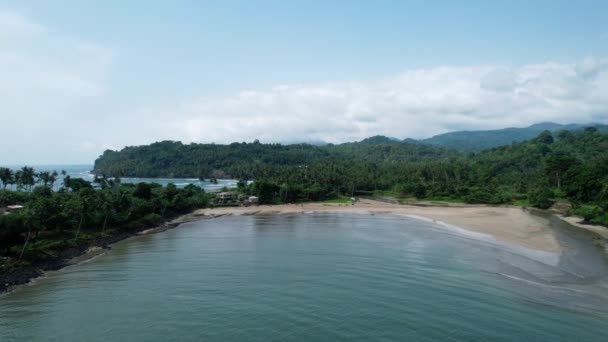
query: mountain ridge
[
  {"left": 296, "top": 122, "right": 607, "bottom": 151},
  {"left": 418, "top": 122, "right": 607, "bottom": 151}
]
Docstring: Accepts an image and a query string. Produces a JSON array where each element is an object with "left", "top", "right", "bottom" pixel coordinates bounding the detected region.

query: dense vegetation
[
  {"left": 94, "top": 139, "right": 457, "bottom": 178},
  {"left": 0, "top": 172, "right": 210, "bottom": 276},
  {"left": 94, "top": 123, "right": 608, "bottom": 178},
  {"left": 96, "top": 127, "right": 608, "bottom": 224}
]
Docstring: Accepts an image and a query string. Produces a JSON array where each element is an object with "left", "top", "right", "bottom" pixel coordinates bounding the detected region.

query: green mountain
[
  {"left": 93, "top": 122, "right": 607, "bottom": 179},
  {"left": 420, "top": 122, "right": 608, "bottom": 151}
]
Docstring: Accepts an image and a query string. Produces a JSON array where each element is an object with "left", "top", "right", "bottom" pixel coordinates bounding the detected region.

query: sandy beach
[{"left": 192, "top": 199, "right": 562, "bottom": 253}]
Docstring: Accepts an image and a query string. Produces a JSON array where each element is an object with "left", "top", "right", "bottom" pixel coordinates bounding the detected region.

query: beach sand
[
  {"left": 192, "top": 199, "right": 562, "bottom": 253},
  {"left": 557, "top": 214, "right": 608, "bottom": 240}
]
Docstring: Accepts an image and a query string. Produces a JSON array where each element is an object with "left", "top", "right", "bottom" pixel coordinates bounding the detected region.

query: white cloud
[
  {"left": 0, "top": 11, "right": 113, "bottom": 103},
  {"left": 0, "top": 10, "right": 607, "bottom": 165},
  {"left": 0, "top": 10, "right": 45, "bottom": 36},
  {"left": 0, "top": 10, "right": 114, "bottom": 164},
  {"left": 176, "top": 59, "right": 608, "bottom": 144}
]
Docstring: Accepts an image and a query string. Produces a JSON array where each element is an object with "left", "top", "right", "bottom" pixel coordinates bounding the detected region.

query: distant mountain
[
  {"left": 359, "top": 135, "right": 400, "bottom": 144},
  {"left": 419, "top": 122, "right": 608, "bottom": 151}
]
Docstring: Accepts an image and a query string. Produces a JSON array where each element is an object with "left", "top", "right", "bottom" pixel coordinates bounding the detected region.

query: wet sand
[{"left": 193, "top": 199, "right": 562, "bottom": 253}]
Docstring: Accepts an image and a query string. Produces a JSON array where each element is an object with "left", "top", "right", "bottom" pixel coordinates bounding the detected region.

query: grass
[
  {"left": 511, "top": 199, "right": 531, "bottom": 207},
  {"left": 397, "top": 196, "right": 465, "bottom": 205},
  {"left": 322, "top": 196, "right": 353, "bottom": 204},
  {"left": 424, "top": 196, "right": 466, "bottom": 204},
  {"left": 375, "top": 190, "right": 414, "bottom": 198}
]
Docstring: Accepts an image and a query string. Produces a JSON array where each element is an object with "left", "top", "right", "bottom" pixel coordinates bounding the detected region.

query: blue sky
[{"left": 1, "top": 1, "right": 608, "bottom": 164}]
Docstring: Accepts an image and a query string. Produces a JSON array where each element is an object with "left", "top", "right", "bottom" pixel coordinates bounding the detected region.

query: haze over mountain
[
  {"left": 418, "top": 122, "right": 608, "bottom": 151},
  {"left": 292, "top": 122, "right": 608, "bottom": 151}
]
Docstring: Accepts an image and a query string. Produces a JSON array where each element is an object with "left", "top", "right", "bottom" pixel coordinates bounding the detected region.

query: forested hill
[
  {"left": 420, "top": 122, "right": 608, "bottom": 151},
  {"left": 94, "top": 128, "right": 608, "bottom": 223},
  {"left": 93, "top": 139, "right": 458, "bottom": 179},
  {"left": 93, "top": 123, "right": 606, "bottom": 179}
]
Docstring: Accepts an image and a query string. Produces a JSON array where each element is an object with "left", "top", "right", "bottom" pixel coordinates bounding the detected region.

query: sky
[{"left": 1, "top": 0, "right": 608, "bottom": 164}]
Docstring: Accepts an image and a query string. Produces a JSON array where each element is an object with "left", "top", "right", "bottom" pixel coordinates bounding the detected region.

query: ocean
[
  {"left": 3, "top": 165, "right": 237, "bottom": 191},
  {"left": 1, "top": 213, "right": 607, "bottom": 341}
]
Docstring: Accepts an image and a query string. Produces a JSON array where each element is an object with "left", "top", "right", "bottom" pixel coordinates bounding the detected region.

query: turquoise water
[{"left": 1, "top": 213, "right": 608, "bottom": 341}]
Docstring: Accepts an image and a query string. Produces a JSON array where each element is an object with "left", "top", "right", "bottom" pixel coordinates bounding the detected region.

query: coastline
[
  {"left": 2, "top": 199, "right": 607, "bottom": 295},
  {"left": 0, "top": 212, "right": 205, "bottom": 295},
  {"left": 195, "top": 199, "right": 564, "bottom": 253}
]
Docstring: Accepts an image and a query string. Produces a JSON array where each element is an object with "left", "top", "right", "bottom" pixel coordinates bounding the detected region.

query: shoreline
[
  {"left": 196, "top": 199, "right": 565, "bottom": 253},
  {"left": 2, "top": 199, "right": 606, "bottom": 296},
  {"left": 0, "top": 211, "right": 205, "bottom": 295}
]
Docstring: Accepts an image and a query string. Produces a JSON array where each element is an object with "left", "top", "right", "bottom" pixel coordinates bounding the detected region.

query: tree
[
  {"left": 38, "top": 171, "right": 52, "bottom": 187},
  {"left": 49, "top": 171, "right": 58, "bottom": 189},
  {"left": 556, "top": 130, "right": 575, "bottom": 143},
  {"left": 19, "top": 166, "right": 36, "bottom": 191},
  {"left": 0, "top": 213, "right": 25, "bottom": 254},
  {"left": 535, "top": 130, "right": 554, "bottom": 145},
  {"left": 529, "top": 187, "right": 554, "bottom": 209},
  {"left": 0, "top": 167, "right": 13, "bottom": 189},
  {"left": 63, "top": 175, "right": 72, "bottom": 190},
  {"left": 14, "top": 170, "right": 23, "bottom": 191},
  {"left": 544, "top": 154, "right": 577, "bottom": 189},
  {"left": 133, "top": 183, "right": 152, "bottom": 200},
  {"left": 28, "top": 187, "right": 61, "bottom": 237},
  {"left": 67, "top": 188, "right": 96, "bottom": 239},
  {"left": 68, "top": 178, "right": 93, "bottom": 192}
]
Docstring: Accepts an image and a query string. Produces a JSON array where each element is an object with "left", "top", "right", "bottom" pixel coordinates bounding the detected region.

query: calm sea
[
  {"left": 1, "top": 213, "right": 607, "bottom": 341},
  {"left": 4, "top": 165, "right": 237, "bottom": 191}
]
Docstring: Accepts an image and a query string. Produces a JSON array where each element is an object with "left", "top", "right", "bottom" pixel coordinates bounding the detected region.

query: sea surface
[
  {"left": 1, "top": 213, "right": 608, "bottom": 341},
  {"left": 6, "top": 165, "right": 237, "bottom": 191}
]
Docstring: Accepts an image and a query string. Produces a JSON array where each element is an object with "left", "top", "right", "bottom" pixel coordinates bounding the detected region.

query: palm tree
[
  {"left": 62, "top": 175, "right": 72, "bottom": 191},
  {"left": 20, "top": 166, "right": 36, "bottom": 191},
  {"left": 38, "top": 171, "right": 51, "bottom": 187},
  {"left": 61, "top": 170, "right": 71, "bottom": 191},
  {"left": 0, "top": 167, "right": 13, "bottom": 189},
  {"left": 73, "top": 189, "right": 95, "bottom": 239},
  {"left": 14, "top": 170, "right": 24, "bottom": 191},
  {"left": 49, "top": 171, "right": 58, "bottom": 189}
]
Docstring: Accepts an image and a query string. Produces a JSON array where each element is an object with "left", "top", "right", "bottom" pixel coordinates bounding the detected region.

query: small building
[
  {"left": 217, "top": 192, "right": 236, "bottom": 200},
  {"left": 248, "top": 196, "right": 259, "bottom": 205},
  {"left": 216, "top": 192, "right": 237, "bottom": 205},
  {"left": 2, "top": 205, "right": 24, "bottom": 215}
]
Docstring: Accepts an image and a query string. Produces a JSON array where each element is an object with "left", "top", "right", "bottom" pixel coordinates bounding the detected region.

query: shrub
[
  {"left": 570, "top": 205, "right": 601, "bottom": 222},
  {"left": 463, "top": 187, "right": 493, "bottom": 204},
  {"left": 139, "top": 213, "right": 163, "bottom": 226},
  {"left": 529, "top": 188, "right": 554, "bottom": 209}
]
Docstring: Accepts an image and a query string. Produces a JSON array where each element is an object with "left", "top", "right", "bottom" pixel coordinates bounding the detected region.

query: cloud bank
[
  {"left": 0, "top": 10, "right": 607, "bottom": 164},
  {"left": 179, "top": 59, "right": 608, "bottom": 144},
  {"left": 0, "top": 10, "right": 114, "bottom": 163}
]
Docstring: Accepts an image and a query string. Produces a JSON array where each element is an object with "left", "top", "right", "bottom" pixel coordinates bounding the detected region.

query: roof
[{"left": 7, "top": 205, "right": 24, "bottom": 210}]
